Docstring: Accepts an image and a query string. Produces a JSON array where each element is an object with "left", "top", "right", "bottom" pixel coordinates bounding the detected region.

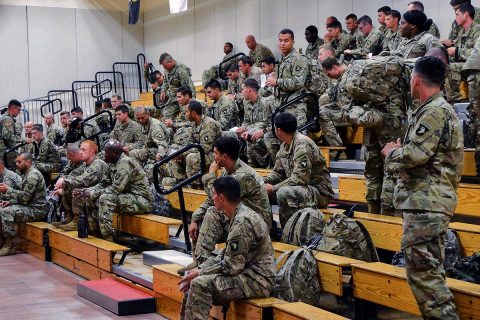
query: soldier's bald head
[{"left": 104, "top": 139, "right": 123, "bottom": 163}]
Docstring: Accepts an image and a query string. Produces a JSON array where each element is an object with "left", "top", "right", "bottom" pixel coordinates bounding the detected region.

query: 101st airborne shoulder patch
[
  {"left": 229, "top": 240, "right": 239, "bottom": 252},
  {"left": 416, "top": 123, "right": 431, "bottom": 136}
]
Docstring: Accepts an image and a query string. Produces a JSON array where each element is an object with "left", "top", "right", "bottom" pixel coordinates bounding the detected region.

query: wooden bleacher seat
[
  {"left": 463, "top": 148, "right": 476, "bottom": 176},
  {"left": 319, "top": 146, "right": 346, "bottom": 168},
  {"left": 139, "top": 92, "right": 153, "bottom": 101},
  {"left": 273, "top": 302, "right": 348, "bottom": 320},
  {"left": 112, "top": 213, "right": 182, "bottom": 245},
  {"left": 131, "top": 99, "right": 153, "bottom": 107},
  {"left": 16, "top": 221, "right": 55, "bottom": 261},
  {"left": 352, "top": 262, "right": 480, "bottom": 319},
  {"left": 48, "top": 228, "right": 129, "bottom": 280},
  {"left": 337, "top": 174, "right": 480, "bottom": 219},
  {"left": 153, "top": 263, "right": 287, "bottom": 320},
  {"left": 344, "top": 126, "right": 364, "bottom": 145}
]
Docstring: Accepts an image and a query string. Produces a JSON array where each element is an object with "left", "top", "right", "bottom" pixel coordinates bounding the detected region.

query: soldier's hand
[
  {"left": 0, "top": 183, "right": 8, "bottom": 193},
  {"left": 441, "top": 39, "right": 454, "bottom": 47},
  {"left": 447, "top": 47, "right": 456, "bottom": 56},
  {"left": 381, "top": 138, "right": 402, "bottom": 158},
  {"left": 155, "top": 153, "right": 162, "bottom": 161},
  {"left": 55, "top": 178, "right": 64, "bottom": 190},
  {"left": 160, "top": 91, "right": 166, "bottom": 102},
  {"left": 251, "top": 130, "right": 264, "bottom": 143},
  {"left": 164, "top": 119, "right": 173, "bottom": 127},
  {"left": 265, "top": 77, "right": 277, "bottom": 87},
  {"left": 344, "top": 49, "right": 352, "bottom": 55},
  {"left": 0, "top": 201, "right": 11, "bottom": 208},
  {"left": 25, "top": 138, "right": 32, "bottom": 144},
  {"left": 226, "top": 94, "right": 235, "bottom": 100},
  {"left": 178, "top": 268, "right": 199, "bottom": 293},
  {"left": 144, "top": 61, "right": 150, "bottom": 68},
  {"left": 235, "top": 127, "right": 246, "bottom": 136},
  {"left": 188, "top": 222, "right": 199, "bottom": 242},
  {"left": 123, "top": 146, "right": 129, "bottom": 154},
  {"left": 209, "top": 161, "right": 220, "bottom": 174},
  {"left": 264, "top": 183, "right": 274, "bottom": 197},
  {"left": 240, "top": 131, "right": 249, "bottom": 141}
]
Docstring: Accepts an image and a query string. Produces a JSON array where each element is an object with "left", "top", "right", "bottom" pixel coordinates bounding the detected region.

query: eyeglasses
[{"left": 358, "top": 24, "right": 367, "bottom": 31}]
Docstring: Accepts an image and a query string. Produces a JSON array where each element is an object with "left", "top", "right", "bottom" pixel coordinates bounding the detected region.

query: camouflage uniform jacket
[
  {"left": 140, "top": 117, "right": 171, "bottom": 159},
  {"left": 192, "top": 159, "right": 272, "bottom": 227},
  {"left": 207, "top": 95, "right": 240, "bottom": 130},
  {"left": 0, "top": 168, "right": 22, "bottom": 190},
  {"left": 249, "top": 43, "right": 274, "bottom": 67},
  {"left": 46, "top": 124, "right": 64, "bottom": 146},
  {"left": 319, "top": 69, "right": 350, "bottom": 108},
  {"left": 393, "top": 31, "right": 443, "bottom": 59},
  {"left": 305, "top": 37, "right": 325, "bottom": 60},
  {"left": 198, "top": 203, "right": 275, "bottom": 297},
  {"left": 110, "top": 120, "right": 144, "bottom": 150},
  {"left": 242, "top": 96, "right": 273, "bottom": 132},
  {"left": 379, "top": 24, "right": 387, "bottom": 34},
  {"left": 219, "top": 51, "right": 239, "bottom": 77},
  {"left": 63, "top": 157, "right": 107, "bottom": 189},
  {"left": 60, "top": 160, "right": 83, "bottom": 177},
  {"left": 0, "top": 114, "right": 23, "bottom": 155},
  {"left": 264, "top": 132, "right": 334, "bottom": 198},
  {"left": 227, "top": 78, "right": 241, "bottom": 96},
  {"left": 349, "top": 29, "right": 364, "bottom": 50},
  {"left": 32, "top": 138, "right": 62, "bottom": 173},
  {"left": 90, "top": 153, "right": 151, "bottom": 201},
  {"left": 449, "top": 7, "right": 480, "bottom": 40},
  {"left": 382, "top": 28, "right": 402, "bottom": 52},
  {"left": 451, "top": 22, "right": 480, "bottom": 62},
  {"left": 4, "top": 166, "right": 46, "bottom": 215},
  {"left": 385, "top": 92, "right": 463, "bottom": 215},
  {"left": 306, "top": 60, "right": 331, "bottom": 97},
  {"left": 463, "top": 35, "right": 480, "bottom": 73},
  {"left": 189, "top": 116, "right": 221, "bottom": 156},
  {"left": 428, "top": 21, "right": 441, "bottom": 38},
  {"left": 331, "top": 32, "right": 353, "bottom": 58},
  {"left": 161, "top": 62, "right": 196, "bottom": 102},
  {"left": 239, "top": 66, "right": 263, "bottom": 88},
  {"left": 96, "top": 108, "right": 115, "bottom": 132},
  {"left": 274, "top": 49, "right": 309, "bottom": 100},
  {"left": 348, "top": 28, "right": 384, "bottom": 57}
]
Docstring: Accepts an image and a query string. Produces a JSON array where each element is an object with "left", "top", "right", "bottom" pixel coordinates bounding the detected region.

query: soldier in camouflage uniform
[
  {"left": 226, "top": 64, "right": 241, "bottom": 99},
  {"left": 392, "top": 10, "right": 443, "bottom": 59},
  {"left": 28, "top": 124, "right": 62, "bottom": 179},
  {"left": 383, "top": 56, "right": 462, "bottom": 320},
  {"left": 44, "top": 113, "right": 64, "bottom": 147},
  {"left": 344, "top": 15, "right": 384, "bottom": 58},
  {"left": 259, "top": 56, "right": 277, "bottom": 98},
  {"left": 0, "top": 152, "right": 46, "bottom": 256},
  {"left": 159, "top": 53, "right": 196, "bottom": 120},
  {"left": 345, "top": 14, "right": 363, "bottom": 50},
  {"left": 179, "top": 176, "right": 274, "bottom": 320},
  {"left": 57, "top": 140, "right": 107, "bottom": 232},
  {"left": 0, "top": 159, "right": 22, "bottom": 198},
  {"left": 185, "top": 137, "right": 271, "bottom": 274},
  {"left": 382, "top": 10, "right": 402, "bottom": 52},
  {"left": 444, "top": 0, "right": 480, "bottom": 44},
  {"left": 326, "top": 21, "right": 353, "bottom": 58},
  {"left": 0, "top": 100, "right": 25, "bottom": 168},
  {"left": 266, "top": 29, "right": 309, "bottom": 128},
  {"left": 238, "top": 79, "right": 279, "bottom": 167},
  {"left": 406, "top": 1, "right": 441, "bottom": 38},
  {"left": 304, "top": 25, "right": 324, "bottom": 60},
  {"left": 264, "top": 113, "right": 333, "bottom": 227},
  {"left": 202, "top": 42, "right": 238, "bottom": 86},
  {"left": 204, "top": 80, "right": 239, "bottom": 131},
  {"left": 238, "top": 56, "right": 263, "bottom": 89},
  {"left": 110, "top": 105, "right": 144, "bottom": 154},
  {"left": 67, "top": 107, "right": 102, "bottom": 148},
  {"left": 446, "top": 3, "right": 480, "bottom": 101},
  {"left": 245, "top": 35, "right": 274, "bottom": 67},
  {"left": 377, "top": 6, "right": 391, "bottom": 34},
  {"left": 164, "top": 101, "right": 221, "bottom": 186},
  {"left": 73, "top": 140, "right": 152, "bottom": 241}
]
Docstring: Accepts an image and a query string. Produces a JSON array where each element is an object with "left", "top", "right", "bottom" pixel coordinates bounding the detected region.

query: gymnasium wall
[
  {"left": 144, "top": 0, "right": 464, "bottom": 81},
  {"left": 0, "top": 3, "right": 144, "bottom": 105}
]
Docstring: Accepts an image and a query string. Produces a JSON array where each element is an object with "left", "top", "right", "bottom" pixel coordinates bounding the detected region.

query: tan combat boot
[
  {"left": 59, "top": 212, "right": 78, "bottom": 231},
  {"left": 0, "top": 237, "right": 16, "bottom": 256}
]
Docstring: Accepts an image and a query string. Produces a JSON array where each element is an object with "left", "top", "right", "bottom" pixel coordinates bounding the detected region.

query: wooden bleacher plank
[
  {"left": 319, "top": 146, "right": 346, "bottom": 168},
  {"left": 344, "top": 126, "right": 364, "bottom": 144},
  {"left": 273, "top": 302, "right": 348, "bottom": 320},
  {"left": 337, "top": 174, "right": 366, "bottom": 203},
  {"left": 456, "top": 183, "right": 480, "bottom": 217},
  {"left": 352, "top": 262, "right": 480, "bottom": 319},
  {"left": 16, "top": 222, "right": 56, "bottom": 261},
  {"left": 165, "top": 188, "right": 207, "bottom": 213},
  {"left": 255, "top": 168, "right": 272, "bottom": 177},
  {"left": 140, "top": 92, "right": 153, "bottom": 100},
  {"left": 131, "top": 99, "right": 153, "bottom": 107},
  {"left": 463, "top": 148, "right": 476, "bottom": 176},
  {"left": 113, "top": 214, "right": 182, "bottom": 245},
  {"left": 51, "top": 248, "right": 112, "bottom": 280},
  {"left": 449, "top": 222, "right": 480, "bottom": 256}
]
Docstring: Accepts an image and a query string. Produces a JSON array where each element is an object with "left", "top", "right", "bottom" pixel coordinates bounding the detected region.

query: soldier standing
[
  {"left": 0, "top": 100, "right": 26, "bottom": 167},
  {"left": 179, "top": 176, "right": 274, "bottom": 320},
  {"left": 304, "top": 25, "right": 324, "bottom": 60},
  {"left": 245, "top": 35, "right": 274, "bottom": 67},
  {"left": 44, "top": 113, "right": 64, "bottom": 147},
  {"left": 382, "top": 56, "right": 462, "bottom": 320}
]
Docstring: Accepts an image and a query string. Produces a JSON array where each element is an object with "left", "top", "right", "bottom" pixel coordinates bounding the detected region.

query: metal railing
[
  {"left": 218, "top": 52, "right": 245, "bottom": 80},
  {"left": 3, "top": 142, "right": 39, "bottom": 170},
  {"left": 271, "top": 91, "right": 320, "bottom": 138},
  {"left": 112, "top": 53, "right": 147, "bottom": 102},
  {"left": 81, "top": 109, "right": 115, "bottom": 149},
  {"left": 95, "top": 71, "right": 126, "bottom": 102},
  {"left": 153, "top": 144, "right": 206, "bottom": 253},
  {"left": 72, "top": 80, "right": 113, "bottom": 116}
]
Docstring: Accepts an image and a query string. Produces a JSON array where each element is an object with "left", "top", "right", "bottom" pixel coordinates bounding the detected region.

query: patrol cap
[
  {"left": 414, "top": 56, "right": 446, "bottom": 86},
  {"left": 403, "top": 10, "right": 432, "bottom": 32}
]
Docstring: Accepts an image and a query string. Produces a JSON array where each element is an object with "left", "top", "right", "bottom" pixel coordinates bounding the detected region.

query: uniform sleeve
[
  {"left": 104, "top": 162, "right": 132, "bottom": 195},
  {"left": 66, "top": 161, "right": 105, "bottom": 189},
  {"left": 386, "top": 109, "right": 445, "bottom": 171},
  {"left": 457, "top": 28, "right": 480, "bottom": 61},
  {"left": 349, "top": 32, "right": 383, "bottom": 57},
  {"left": 152, "top": 123, "right": 171, "bottom": 158},
  {"left": 218, "top": 100, "right": 238, "bottom": 130},
  {"left": 125, "top": 123, "right": 144, "bottom": 150},
  {"left": 199, "top": 122, "right": 220, "bottom": 153},
  {"left": 191, "top": 172, "right": 216, "bottom": 222},
  {"left": 264, "top": 155, "right": 286, "bottom": 185},
  {"left": 199, "top": 219, "right": 254, "bottom": 276},
  {"left": 5, "top": 173, "right": 40, "bottom": 205},
  {"left": 271, "top": 145, "right": 312, "bottom": 192},
  {"left": 334, "top": 35, "right": 353, "bottom": 57},
  {"left": 276, "top": 56, "right": 309, "bottom": 92},
  {"left": 1, "top": 119, "right": 22, "bottom": 147}
]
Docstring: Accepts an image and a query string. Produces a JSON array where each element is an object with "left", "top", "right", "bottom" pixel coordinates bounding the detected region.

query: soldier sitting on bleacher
[
  {"left": 0, "top": 152, "right": 46, "bottom": 256},
  {"left": 204, "top": 79, "right": 240, "bottom": 131},
  {"left": 264, "top": 113, "right": 334, "bottom": 227},
  {"left": 179, "top": 176, "right": 274, "bottom": 320},
  {"left": 72, "top": 139, "right": 151, "bottom": 241},
  {"left": 182, "top": 136, "right": 271, "bottom": 275},
  {"left": 110, "top": 105, "right": 144, "bottom": 155},
  {"left": 0, "top": 159, "right": 22, "bottom": 200}
]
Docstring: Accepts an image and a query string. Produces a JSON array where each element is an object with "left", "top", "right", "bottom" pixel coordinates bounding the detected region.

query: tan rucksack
[{"left": 281, "top": 208, "right": 325, "bottom": 246}]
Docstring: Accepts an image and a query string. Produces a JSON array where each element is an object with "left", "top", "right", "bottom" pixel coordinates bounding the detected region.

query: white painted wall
[
  {"left": 0, "top": 4, "right": 144, "bottom": 105},
  {"left": 145, "top": 0, "right": 479, "bottom": 81}
]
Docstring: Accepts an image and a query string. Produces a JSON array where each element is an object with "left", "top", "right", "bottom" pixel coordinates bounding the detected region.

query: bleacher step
[
  {"left": 143, "top": 250, "right": 192, "bottom": 267},
  {"left": 77, "top": 278, "right": 156, "bottom": 316},
  {"left": 329, "top": 160, "right": 365, "bottom": 174}
]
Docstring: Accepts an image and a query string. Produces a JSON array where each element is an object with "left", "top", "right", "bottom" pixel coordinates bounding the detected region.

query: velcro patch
[
  {"left": 229, "top": 240, "right": 239, "bottom": 252},
  {"left": 416, "top": 123, "right": 431, "bottom": 136}
]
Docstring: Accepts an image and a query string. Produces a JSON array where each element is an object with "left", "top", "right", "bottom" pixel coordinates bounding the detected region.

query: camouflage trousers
[
  {"left": 72, "top": 193, "right": 100, "bottom": 234},
  {"left": 166, "top": 152, "right": 214, "bottom": 184},
  {"left": 276, "top": 185, "right": 330, "bottom": 227},
  {"left": 445, "top": 63, "right": 464, "bottom": 102},
  {"left": 275, "top": 97, "right": 307, "bottom": 128},
  {"left": 194, "top": 207, "right": 229, "bottom": 265},
  {"left": 318, "top": 105, "right": 351, "bottom": 147},
  {"left": 35, "top": 162, "right": 62, "bottom": 176},
  {"left": 467, "top": 72, "right": 480, "bottom": 174},
  {"left": 160, "top": 101, "right": 180, "bottom": 121},
  {"left": 0, "top": 205, "right": 42, "bottom": 237},
  {"left": 246, "top": 132, "right": 280, "bottom": 168},
  {"left": 402, "top": 211, "right": 459, "bottom": 320},
  {"left": 182, "top": 274, "right": 246, "bottom": 320}
]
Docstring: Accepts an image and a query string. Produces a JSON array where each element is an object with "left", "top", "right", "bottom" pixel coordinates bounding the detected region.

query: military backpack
[
  {"left": 274, "top": 247, "right": 322, "bottom": 306},
  {"left": 345, "top": 55, "right": 405, "bottom": 106},
  {"left": 281, "top": 208, "right": 325, "bottom": 246},
  {"left": 314, "top": 211, "right": 379, "bottom": 262},
  {"left": 447, "top": 252, "right": 480, "bottom": 284}
]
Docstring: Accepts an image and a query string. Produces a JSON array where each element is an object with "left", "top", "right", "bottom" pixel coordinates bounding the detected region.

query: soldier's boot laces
[
  {"left": 58, "top": 214, "right": 78, "bottom": 231},
  {"left": 0, "top": 237, "right": 16, "bottom": 257},
  {"left": 177, "top": 260, "right": 198, "bottom": 276}
]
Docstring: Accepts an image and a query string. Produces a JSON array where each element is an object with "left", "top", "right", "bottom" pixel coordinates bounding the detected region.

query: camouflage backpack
[
  {"left": 345, "top": 55, "right": 405, "bottom": 106},
  {"left": 274, "top": 248, "right": 322, "bottom": 306},
  {"left": 315, "top": 212, "right": 379, "bottom": 262},
  {"left": 150, "top": 185, "right": 172, "bottom": 217},
  {"left": 281, "top": 208, "right": 325, "bottom": 246},
  {"left": 447, "top": 252, "right": 480, "bottom": 284}
]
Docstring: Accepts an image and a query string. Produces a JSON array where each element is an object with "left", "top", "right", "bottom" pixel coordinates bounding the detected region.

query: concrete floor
[{"left": 0, "top": 254, "right": 165, "bottom": 320}]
